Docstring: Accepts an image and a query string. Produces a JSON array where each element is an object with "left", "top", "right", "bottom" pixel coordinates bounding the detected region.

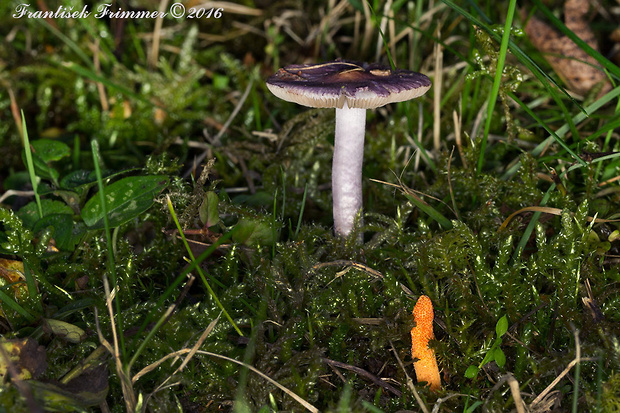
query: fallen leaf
[
  {"left": 0, "top": 338, "right": 47, "bottom": 381},
  {"left": 524, "top": 0, "right": 610, "bottom": 96}
]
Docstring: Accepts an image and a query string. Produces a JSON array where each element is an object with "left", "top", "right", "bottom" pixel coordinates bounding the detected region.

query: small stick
[{"left": 321, "top": 357, "right": 402, "bottom": 397}]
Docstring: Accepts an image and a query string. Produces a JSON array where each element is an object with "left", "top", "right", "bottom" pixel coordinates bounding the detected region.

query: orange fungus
[{"left": 411, "top": 295, "right": 441, "bottom": 391}]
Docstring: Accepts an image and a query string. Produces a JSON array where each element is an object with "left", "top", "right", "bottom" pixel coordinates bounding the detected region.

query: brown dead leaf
[
  {"left": 524, "top": 0, "right": 611, "bottom": 96},
  {"left": 0, "top": 338, "right": 47, "bottom": 381},
  {"left": 0, "top": 258, "right": 29, "bottom": 300}
]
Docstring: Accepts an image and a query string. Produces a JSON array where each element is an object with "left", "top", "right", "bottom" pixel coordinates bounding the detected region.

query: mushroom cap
[{"left": 266, "top": 60, "right": 431, "bottom": 109}]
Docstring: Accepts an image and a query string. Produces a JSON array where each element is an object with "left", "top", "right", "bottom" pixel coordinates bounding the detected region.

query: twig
[
  {"left": 0, "top": 189, "right": 35, "bottom": 204},
  {"left": 310, "top": 260, "right": 384, "bottom": 279},
  {"left": 321, "top": 357, "right": 402, "bottom": 397}
]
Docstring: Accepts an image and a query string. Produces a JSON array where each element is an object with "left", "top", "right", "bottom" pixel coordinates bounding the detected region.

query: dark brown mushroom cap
[{"left": 266, "top": 60, "right": 431, "bottom": 109}]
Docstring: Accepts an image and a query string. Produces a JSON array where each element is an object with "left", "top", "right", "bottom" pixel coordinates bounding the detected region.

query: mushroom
[
  {"left": 411, "top": 295, "right": 441, "bottom": 391},
  {"left": 266, "top": 60, "right": 431, "bottom": 237}
]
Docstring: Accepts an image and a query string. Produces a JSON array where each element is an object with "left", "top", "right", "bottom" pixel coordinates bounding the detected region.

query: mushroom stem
[{"left": 332, "top": 102, "right": 367, "bottom": 237}]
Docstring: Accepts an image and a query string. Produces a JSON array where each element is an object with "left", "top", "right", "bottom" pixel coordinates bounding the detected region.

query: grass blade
[
  {"left": 478, "top": 0, "right": 517, "bottom": 174},
  {"left": 403, "top": 193, "right": 453, "bottom": 230},
  {"left": 0, "top": 288, "right": 35, "bottom": 322},
  {"left": 91, "top": 139, "right": 126, "bottom": 361},
  {"left": 166, "top": 195, "right": 243, "bottom": 336},
  {"left": 21, "top": 111, "right": 42, "bottom": 219}
]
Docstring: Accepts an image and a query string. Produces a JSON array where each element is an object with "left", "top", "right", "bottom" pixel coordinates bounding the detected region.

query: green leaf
[
  {"left": 81, "top": 175, "right": 169, "bottom": 229},
  {"left": 54, "top": 298, "right": 96, "bottom": 319},
  {"left": 24, "top": 140, "right": 71, "bottom": 182},
  {"left": 33, "top": 214, "right": 85, "bottom": 251},
  {"left": 464, "top": 401, "right": 484, "bottom": 413},
  {"left": 17, "top": 200, "right": 85, "bottom": 251},
  {"left": 494, "top": 348, "right": 506, "bottom": 368},
  {"left": 199, "top": 191, "right": 220, "bottom": 227},
  {"left": 44, "top": 319, "right": 87, "bottom": 343},
  {"left": 30, "top": 139, "right": 70, "bottom": 163},
  {"left": 464, "top": 365, "right": 479, "bottom": 379},
  {"left": 496, "top": 315, "right": 508, "bottom": 338},
  {"left": 17, "top": 200, "right": 74, "bottom": 229},
  {"left": 60, "top": 168, "right": 131, "bottom": 190},
  {"left": 60, "top": 170, "right": 98, "bottom": 189},
  {"left": 232, "top": 218, "right": 275, "bottom": 246}
]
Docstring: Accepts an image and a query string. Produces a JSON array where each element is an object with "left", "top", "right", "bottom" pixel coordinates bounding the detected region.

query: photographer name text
[{"left": 13, "top": 3, "right": 223, "bottom": 19}]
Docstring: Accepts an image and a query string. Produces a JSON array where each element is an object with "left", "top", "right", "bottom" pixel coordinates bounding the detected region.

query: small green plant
[{"left": 465, "top": 315, "right": 508, "bottom": 379}]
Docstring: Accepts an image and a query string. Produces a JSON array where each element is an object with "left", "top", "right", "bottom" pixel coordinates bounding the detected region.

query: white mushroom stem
[{"left": 332, "top": 102, "right": 367, "bottom": 237}]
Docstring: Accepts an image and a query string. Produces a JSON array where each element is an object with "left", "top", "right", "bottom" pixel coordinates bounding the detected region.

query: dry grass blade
[
  {"left": 196, "top": 350, "right": 319, "bottom": 413},
  {"left": 507, "top": 374, "right": 526, "bottom": 413},
  {"left": 149, "top": 0, "right": 170, "bottom": 69},
  {"left": 447, "top": 147, "right": 461, "bottom": 221},
  {"left": 132, "top": 348, "right": 189, "bottom": 385},
  {"left": 130, "top": 305, "right": 177, "bottom": 385},
  {"left": 98, "top": 277, "right": 136, "bottom": 411},
  {"left": 370, "top": 178, "right": 456, "bottom": 216},
  {"left": 498, "top": 206, "right": 620, "bottom": 231},
  {"left": 312, "top": 0, "right": 350, "bottom": 57},
  {"left": 533, "top": 329, "right": 581, "bottom": 407},
  {"left": 361, "top": 0, "right": 373, "bottom": 56},
  {"left": 139, "top": 315, "right": 221, "bottom": 411},
  {"left": 171, "top": 314, "right": 219, "bottom": 372},
  {"left": 529, "top": 328, "right": 596, "bottom": 410},
  {"left": 453, "top": 105, "right": 466, "bottom": 169},
  {"left": 8, "top": 88, "right": 23, "bottom": 140},
  {"left": 192, "top": 1, "right": 262, "bottom": 16},
  {"left": 185, "top": 79, "right": 254, "bottom": 178},
  {"left": 433, "top": 25, "right": 443, "bottom": 152},
  {"left": 482, "top": 373, "right": 527, "bottom": 412},
  {"left": 389, "top": 341, "right": 429, "bottom": 413},
  {"left": 374, "top": 0, "right": 393, "bottom": 63},
  {"left": 92, "top": 38, "right": 109, "bottom": 112},
  {"left": 598, "top": 174, "right": 620, "bottom": 187}
]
